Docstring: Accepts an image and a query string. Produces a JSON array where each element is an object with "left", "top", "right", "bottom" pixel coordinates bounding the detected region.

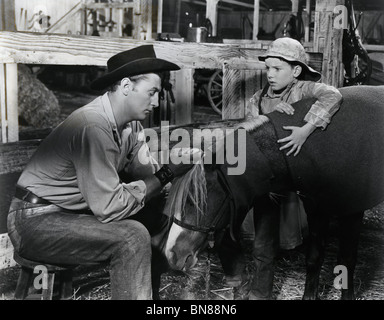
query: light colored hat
[{"left": 259, "top": 37, "right": 321, "bottom": 81}]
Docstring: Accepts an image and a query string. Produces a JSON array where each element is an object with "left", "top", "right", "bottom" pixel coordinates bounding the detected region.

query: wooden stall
[{"left": 4, "top": 0, "right": 382, "bottom": 270}]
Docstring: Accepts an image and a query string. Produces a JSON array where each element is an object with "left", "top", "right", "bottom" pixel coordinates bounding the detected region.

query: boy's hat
[
  {"left": 259, "top": 37, "right": 321, "bottom": 81},
  {"left": 91, "top": 45, "right": 180, "bottom": 90}
]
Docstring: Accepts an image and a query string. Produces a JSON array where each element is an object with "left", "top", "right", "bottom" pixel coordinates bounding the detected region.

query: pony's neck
[{"left": 248, "top": 120, "right": 293, "bottom": 193}]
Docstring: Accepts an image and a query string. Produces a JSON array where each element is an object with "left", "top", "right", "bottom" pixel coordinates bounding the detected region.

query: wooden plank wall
[
  {"left": 0, "top": 0, "right": 16, "bottom": 31},
  {"left": 14, "top": 0, "right": 83, "bottom": 34}
]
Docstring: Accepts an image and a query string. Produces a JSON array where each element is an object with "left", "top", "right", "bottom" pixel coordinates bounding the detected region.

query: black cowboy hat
[{"left": 90, "top": 45, "right": 180, "bottom": 90}]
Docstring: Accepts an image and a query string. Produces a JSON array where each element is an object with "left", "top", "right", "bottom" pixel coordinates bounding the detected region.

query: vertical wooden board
[
  {"left": 314, "top": 0, "right": 344, "bottom": 87},
  {"left": 172, "top": 69, "right": 194, "bottom": 125},
  {"left": 244, "top": 69, "right": 259, "bottom": 105},
  {"left": 244, "top": 69, "right": 265, "bottom": 116},
  {"left": 206, "top": 0, "right": 220, "bottom": 37},
  {"left": 0, "top": 64, "right": 7, "bottom": 143},
  {"left": 157, "top": 0, "right": 163, "bottom": 34},
  {"left": 253, "top": 0, "right": 259, "bottom": 40},
  {"left": 0, "top": 0, "right": 16, "bottom": 31},
  {"left": 222, "top": 65, "right": 245, "bottom": 120},
  {"left": 6, "top": 63, "right": 18, "bottom": 142}
]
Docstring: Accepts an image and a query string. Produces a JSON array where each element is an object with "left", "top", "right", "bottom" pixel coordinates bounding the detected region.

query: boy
[{"left": 244, "top": 37, "right": 342, "bottom": 299}]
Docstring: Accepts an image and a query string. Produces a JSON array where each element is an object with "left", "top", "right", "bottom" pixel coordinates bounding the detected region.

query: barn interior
[{"left": 0, "top": 0, "right": 384, "bottom": 301}]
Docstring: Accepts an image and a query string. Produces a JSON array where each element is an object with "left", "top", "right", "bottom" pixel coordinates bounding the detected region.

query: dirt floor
[
  {"left": 1, "top": 202, "right": 383, "bottom": 300},
  {"left": 1, "top": 89, "right": 383, "bottom": 300}
]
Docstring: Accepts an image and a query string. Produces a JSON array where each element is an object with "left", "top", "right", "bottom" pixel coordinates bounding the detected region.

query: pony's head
[
  {"left": 164, "top": 116, "right": 271, "bottom": 271},
  {"left": 164, "top": 162, "right": 231, "bottom": 270}
]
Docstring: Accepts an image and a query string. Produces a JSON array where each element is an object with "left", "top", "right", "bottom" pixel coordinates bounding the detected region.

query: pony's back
[{"left": 268, "top": 85, "right": 384, "bottom": 212}]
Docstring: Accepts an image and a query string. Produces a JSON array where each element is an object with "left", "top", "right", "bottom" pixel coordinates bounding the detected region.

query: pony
[{"left": 163, "top": 85, "right": 384, "bottom": 300}]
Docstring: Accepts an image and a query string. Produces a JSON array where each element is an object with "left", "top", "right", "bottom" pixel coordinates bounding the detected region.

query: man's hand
[
  {"left": 277, "top": 123, "right": 316, "bottom": 156},
  {"left": 274, "top": 102, "right": 295, "bottom": 115},
  {"left": 167, "top": 162, "right": 194, "bottom": 177},
  {"left": 167, "top": 148, "right": 203, "bottom": 177}
]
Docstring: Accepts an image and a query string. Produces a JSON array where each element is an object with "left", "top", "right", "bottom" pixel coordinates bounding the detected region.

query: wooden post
[
  {"left": 291, "top": 0, "right": 300, "bottom": 14},
  {"left": 142, "top": 0, "right": 152, "bottom": 40},
  {"left": 132, "top": 0, "right": 141, "bottom": 39},
  {"left": 0, "top": 64, "right": 6, "bottom": 143},
  {"left": 175, "top": 0, "right": 182, "bottom": 35},
  {"left": 305, "top": 0, "right": 312, "bottom": 43},
  {"left": 222, "top": 64, "right": 245, "bottom": 120},
  {"left": 205, "top": 0, "right": 219, "bottom": 37},
  {"left": 252, "top": 0, "right": 260, "bottom": 40},
  {"left": 157, "top": 0, "right": 163, "bottom": 34},
  {"left": 0, "top": 63, "right": 18, "bottom": 142},
  {"left": 0, "top": 0, "right": 16, "bottom": 31},
  {"left": 171, "top": 69, "right": 194, "bottom": 125},
  {"left": 314, "top": 0, "right": 344, "bottom": 87}
]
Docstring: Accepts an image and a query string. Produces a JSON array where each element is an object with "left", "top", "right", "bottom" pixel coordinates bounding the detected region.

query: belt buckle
[
  {"left": 21, "top": 190, "right": 31, "bottom": 202},
  {"left": 30, "top": 195, "right": 39, "bottom": 204}
]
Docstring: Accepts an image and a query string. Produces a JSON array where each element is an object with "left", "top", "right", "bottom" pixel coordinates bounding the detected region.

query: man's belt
[{"left": 15, "top": 186, "right": 52, "bottom": 205}]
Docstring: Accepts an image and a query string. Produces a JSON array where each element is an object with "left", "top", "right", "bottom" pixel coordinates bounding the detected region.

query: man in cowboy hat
[
  {"left": 7, "top": 45, "right": 194, "bottom": 300},
  {"left": 220, "top": 37, "right": 343, "bottom": 300}
]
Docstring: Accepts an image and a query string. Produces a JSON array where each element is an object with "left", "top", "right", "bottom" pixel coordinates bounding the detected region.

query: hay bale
[{"left": 18, "top": 64, "right": 61, "bottom": 128}]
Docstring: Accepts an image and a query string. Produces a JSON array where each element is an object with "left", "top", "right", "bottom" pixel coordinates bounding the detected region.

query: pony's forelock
[{"left": 167, "top": 162, "right": 207, "bottom": 221}]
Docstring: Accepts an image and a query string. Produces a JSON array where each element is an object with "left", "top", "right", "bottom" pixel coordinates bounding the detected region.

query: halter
[{"left": 172, "top": 166, "right": 236, "bottom": 249}]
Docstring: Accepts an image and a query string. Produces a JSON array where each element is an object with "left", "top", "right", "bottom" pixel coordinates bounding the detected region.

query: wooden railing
[
  {"left": 0, "top": 31, "right": 266, "bottom": 143},
  {"left": 0, "top": 31, "right": 323, "bottom": 143}
]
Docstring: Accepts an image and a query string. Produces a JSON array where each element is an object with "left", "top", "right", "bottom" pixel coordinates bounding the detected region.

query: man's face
[
  {"left": 265, "top": 57, "right": 299, "bottom": 92},
  {"left": 127, "top": 73, "right": 162, "bottom": 120}
]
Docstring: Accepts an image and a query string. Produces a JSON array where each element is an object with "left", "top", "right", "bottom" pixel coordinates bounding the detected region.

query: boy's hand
[
  {"left": 274, "top": 102, "right": 295, "bottom": 115},
  {"left": 277, "top": 123, "right": 316, "bottom": 156}
]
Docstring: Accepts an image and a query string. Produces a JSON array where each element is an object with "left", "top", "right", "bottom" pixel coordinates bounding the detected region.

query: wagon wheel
[{"left": 207, "top": 70, "right": 223, "bottom": 115}]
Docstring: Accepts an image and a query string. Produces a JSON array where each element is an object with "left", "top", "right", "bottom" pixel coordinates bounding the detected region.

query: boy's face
[{"left": 265, "top": 57, "right": 301, "bottom": 92}]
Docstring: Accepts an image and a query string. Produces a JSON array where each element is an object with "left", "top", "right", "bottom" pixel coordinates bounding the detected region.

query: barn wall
[{"left": 14, "top": 0, "right": 83, "bottom": 35}]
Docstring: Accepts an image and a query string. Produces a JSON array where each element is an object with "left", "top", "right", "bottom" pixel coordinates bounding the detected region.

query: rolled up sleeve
[{"left": 301, "top": 82, "right": 343, "bottom": 129}]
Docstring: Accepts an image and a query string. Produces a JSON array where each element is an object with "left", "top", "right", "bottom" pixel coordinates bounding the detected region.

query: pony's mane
[
  {"left": 166, "top": 115, "right": 269, "bottom": 220},
  {"left": 236, "top": 115, "right": 270, "bottom": 132},
  {"left": 167, "top": 161, "right": 207, "bottom": 221}
]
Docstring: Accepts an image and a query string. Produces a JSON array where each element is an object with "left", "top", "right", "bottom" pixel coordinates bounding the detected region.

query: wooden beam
[
  {"left": 85, "top": 2, "right": 135, "bottom": 10},
  {"left": 6, "top": 63, "right": 18, "bottom": 142},
  {"left": 45, "top": 1, "right": 84, "bottom": 33},
  {"left": 0, "top": 31, "right": 265, "bottom": 69},
  {"left": 157, "top": 0, "right": 163, "bottom": 34},
  {"left": 172, "top": 69, "right": 194, "bottom": 125},
  {"left": 221, "top": 0, "right": 254, "bottom": 9},
  {"left": 314, "top": 0, "right": 344, "bottom": 87},
  {"left": 0, "top": 63, "right": 18, "bottom": 142},
  {"left": 205, "top": 0, "right": 219, "bottom": 37},
  {"left": 176, "top": 0, "right": 182, "bottom": 34},
  {"left": 0, "top": 64, "right": 6, "bottom": 143},
  {"left": 253, "top": 0, "right": 260, "bottom": 40},
  {"left": 305, "top": 0, "right": 312, "bottom": 42},
  {"left": 222, "top": 63, "right": 245, "bottom": 120},
  {"left": 0, "top": 0, "right": 16, "bottom": 31}
]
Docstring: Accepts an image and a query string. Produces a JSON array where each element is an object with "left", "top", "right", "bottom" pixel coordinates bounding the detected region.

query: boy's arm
[{"left": 301, "top": 81, "right": 343, "bottom": 129}]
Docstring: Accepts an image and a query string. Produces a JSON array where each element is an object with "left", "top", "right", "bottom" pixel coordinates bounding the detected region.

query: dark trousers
[
  {"left": 218, "top": 194, "right": 280, "bottom": 300},
  {"left": 7, "top": 196, "right": 169, "bottom": 300}
]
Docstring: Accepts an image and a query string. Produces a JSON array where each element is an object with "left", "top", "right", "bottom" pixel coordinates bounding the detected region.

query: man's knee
[{"left": 113, "top": 220, "right": 152, "bottom": 255}]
